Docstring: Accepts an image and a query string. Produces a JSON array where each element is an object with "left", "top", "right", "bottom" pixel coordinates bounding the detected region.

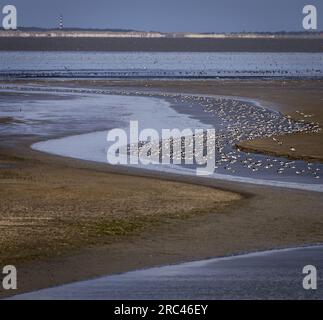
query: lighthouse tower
[{"left": 59, "top": 14, "right": 63, "bottom": 30}]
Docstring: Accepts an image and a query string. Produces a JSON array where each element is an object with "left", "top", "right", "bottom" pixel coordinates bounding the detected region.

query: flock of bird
[
  {"left": 1, "top": 85, "right": 321, "bottom": 182},
  {"left": 129, "top": 92, "right": 322, "bottom": 181}
]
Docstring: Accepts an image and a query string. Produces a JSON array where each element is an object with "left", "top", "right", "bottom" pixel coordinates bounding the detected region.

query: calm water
[{"left": 0, "top": 51, "right": 322, "bottom": 78}]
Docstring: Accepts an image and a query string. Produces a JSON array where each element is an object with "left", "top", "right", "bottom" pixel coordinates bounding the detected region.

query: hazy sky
[{"left": 1, "top": 0, "right": 322, "bottom": 32}]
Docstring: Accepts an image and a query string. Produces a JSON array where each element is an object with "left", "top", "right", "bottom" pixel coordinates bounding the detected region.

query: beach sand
[
  {"left": 0, "top": 143, "right": 240, "bottom": 267},
  {"left": 1, "top": 79, "right": 323, "bottom": 298}
]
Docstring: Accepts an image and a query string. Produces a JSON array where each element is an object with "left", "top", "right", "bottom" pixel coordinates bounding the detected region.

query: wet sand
[{"left": 1, "top": 79, "right": 323, "bottom": 298}]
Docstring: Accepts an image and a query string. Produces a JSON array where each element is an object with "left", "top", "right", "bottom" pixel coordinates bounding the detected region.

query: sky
[{"left": 1, "top": 0, "right": 322, "bottom": 32}]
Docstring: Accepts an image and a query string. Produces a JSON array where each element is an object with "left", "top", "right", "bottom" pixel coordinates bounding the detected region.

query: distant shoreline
[{"left": 1, "top": 37, "right": 323, "bottom": 52}]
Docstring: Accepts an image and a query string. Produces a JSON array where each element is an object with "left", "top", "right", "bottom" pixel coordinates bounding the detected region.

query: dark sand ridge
[
  {"left": 0, "top": 79, "right": 323, "bottom": 298},
  {"left": 1, "top": 37, "right": 323, "bottom": 52}
]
